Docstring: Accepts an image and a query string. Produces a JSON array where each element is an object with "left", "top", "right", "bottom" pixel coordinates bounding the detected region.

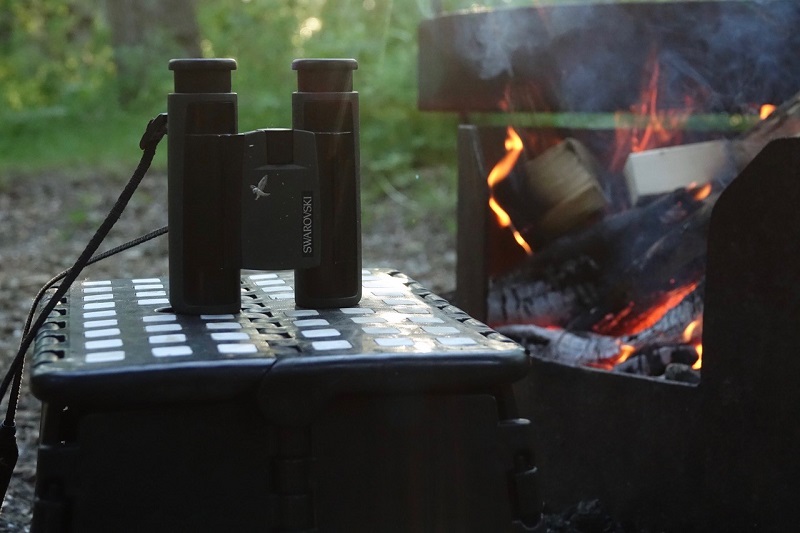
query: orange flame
[
  {"left": 691, "top": 182, "right": 712, "bottom": 201},
  {"left": 630, "top": 59, "right": 670, "bottom": 154},
  {"left": 488, "top": 127, "right": 533, "bottom": 255},
  {"left": 682, "top": 318, "right": 701, "bottom": 342},
  {"left": 760, "top": 104, "right": 776, "bottom": 120},
  {"left": 615, "top": 344, "right": 636, "bottom": 366},
  {"left": 686, "top": 181, "right": 714, "bottom": 202},
  {"left": 610, "top": 48, "right": 691, "bottom": 171},
  {"left": 692, "top": 344, "right": 703, "bottom": 370},
  {"left": 683, "top": 318, "right": 703, "bottom": 370},
  {"left": 587, "top": 343, "right": 636, "bottom": 371}
]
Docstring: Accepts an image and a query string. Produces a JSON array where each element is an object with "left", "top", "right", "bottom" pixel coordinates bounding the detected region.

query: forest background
[{"left": 0, "top": 0, "right": 489, "bottom": 214}]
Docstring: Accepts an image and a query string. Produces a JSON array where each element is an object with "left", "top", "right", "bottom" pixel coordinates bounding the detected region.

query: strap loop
[{"left": 139, "top": 113, "right": 168, "bottom": 150}]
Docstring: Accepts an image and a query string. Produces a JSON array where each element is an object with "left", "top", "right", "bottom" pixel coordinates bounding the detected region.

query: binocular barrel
[
  {"left": 168, "top": 58, "right": 241, "bottom": 315},
  {"left": 292, "top": 59, "right": 362, "bottom": 309}
]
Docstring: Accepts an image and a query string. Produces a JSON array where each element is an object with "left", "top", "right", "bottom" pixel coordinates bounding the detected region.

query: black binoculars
[{"left": 167, "top": 58, "right": 361, "bottom": 314}]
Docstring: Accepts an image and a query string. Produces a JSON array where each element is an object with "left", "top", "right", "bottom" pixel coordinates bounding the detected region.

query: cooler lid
[{"left": 31, "top": 269, "right": 527, "bottom": 407}]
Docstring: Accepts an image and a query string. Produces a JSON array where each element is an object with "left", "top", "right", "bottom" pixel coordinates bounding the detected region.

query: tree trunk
[{"left": 105, "top": 0, "right": 202, "bottom": 104}]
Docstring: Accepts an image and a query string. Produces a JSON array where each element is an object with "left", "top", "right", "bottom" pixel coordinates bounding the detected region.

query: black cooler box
[{"left": 30, "top": 269, "right": 538, "bottom": 532}]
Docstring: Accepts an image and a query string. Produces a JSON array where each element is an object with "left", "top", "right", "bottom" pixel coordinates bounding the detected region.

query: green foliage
[
  {"left": 196, "top": 0, "right": 302, "bottom": 129},
  {"left": 0, "top": 0, "right": 116, "bottom": 114},
  {"left": 0, "top": 0, "right": 458, "bottom": 207}
]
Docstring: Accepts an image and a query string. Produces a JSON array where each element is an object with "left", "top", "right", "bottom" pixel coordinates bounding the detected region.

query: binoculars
[{"left": 167, "top": 58, "right": 361, "bottom": 314}]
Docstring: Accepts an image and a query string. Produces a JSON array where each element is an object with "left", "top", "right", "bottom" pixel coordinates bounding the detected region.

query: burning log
[
  {"left": 495, "top": 280, "right": 704, "bottom": 377},
  {"left": 485, "top": 269, "right": 600, "bottom": 333},
  {"left": 487, "top": 185, "right": 709, "bottom": 330},
  {"left": 623, "top": 279, "right": 704, "bottom": 347},
  {"left": 488, "top": 175, "right": 710, "bottom": 378},
  {"left": 567, "top": 196, "right": 712, "bottom": 335},
  {"left": 495, "top": 323, "right": 623, "bottom": 367},
  {"left": 566, "top": 94, "right": 800, "bottom": 344},
  {"left": 494, "top": 138, "right": 608, "bottom": 249},
  {"left": 486, "top": 90, "right": 800, "bottom": 378}
]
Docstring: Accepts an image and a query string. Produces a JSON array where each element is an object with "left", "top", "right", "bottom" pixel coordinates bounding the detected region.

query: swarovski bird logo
[{"left": 251, "top": 174, "right": 270, "bottom": 199}]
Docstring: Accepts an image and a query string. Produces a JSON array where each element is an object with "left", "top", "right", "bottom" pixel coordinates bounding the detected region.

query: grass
[{"left": 0, "top": 109, "right": 167, "bottom": 178}]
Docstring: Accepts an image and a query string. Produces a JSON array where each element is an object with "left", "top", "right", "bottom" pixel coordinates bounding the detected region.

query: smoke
[
  {"left": 455, "top": 8, "right": 546, "bottom": 80},
  {"left": 448, "top": 1, "right": 800, "bottom": 113},
  {"left": 694, "top": 0, "right": 800, "bottom": 110}
]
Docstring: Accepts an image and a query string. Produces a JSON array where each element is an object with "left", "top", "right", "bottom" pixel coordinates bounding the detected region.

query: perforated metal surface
[{"left": 31, "top": 268, "right": 527, "bottom": 404}]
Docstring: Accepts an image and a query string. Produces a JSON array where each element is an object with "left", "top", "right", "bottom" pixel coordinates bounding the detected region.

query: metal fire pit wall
[{"left": 702, "top": 137, "right": 800, "bottom": 531}]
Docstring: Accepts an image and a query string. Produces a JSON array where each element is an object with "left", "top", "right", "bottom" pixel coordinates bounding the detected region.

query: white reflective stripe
[
  {"left": 152, "top": 346, "right": 192, "bottom": 357},
  {"left": 301, "top": 329, "right": 341, "bottom": 338},
  {"left": 85, "top": 351, "right": 125, "bottom": 363},
  {"left": 84, "top": 328, "right": 121, "bottom": 338},
  {"left": 85, "top": 338, "right": 123, "bottom": 350},
  {"left": 311, "top": 340, "right": 352, "bottom": 351}
]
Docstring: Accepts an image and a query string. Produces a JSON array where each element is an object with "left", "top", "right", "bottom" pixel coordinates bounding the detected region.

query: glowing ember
[
  {"left": 488, "top": 126, "right": 533, "bottom": 255},
  {"left": 691, "top": 183, "right": 713, "bottom": 201},
  {"left": 760, "top": 104, "right": 777, "bottom": 120},
  {"left": 595, "top": 282, "right": 700, "bottom": 337}
]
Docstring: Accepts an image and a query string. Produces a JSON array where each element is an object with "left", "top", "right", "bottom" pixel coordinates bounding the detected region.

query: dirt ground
[{"left": 0, "top": 168, "right": 457, "bottom": 531}]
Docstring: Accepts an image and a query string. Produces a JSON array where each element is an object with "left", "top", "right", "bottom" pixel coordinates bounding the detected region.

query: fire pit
[{"left": 419, "top": 1, "right": 800, "bottom": 529}]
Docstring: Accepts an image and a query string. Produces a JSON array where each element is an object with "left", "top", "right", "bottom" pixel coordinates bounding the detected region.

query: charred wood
[
  {"left": 487, "top": 186, "right": 708, "bottom": 329},
  {"left": 663, "top": 363, "right": 701, "bottom": 384},
  {"left": 497, "top": 281, "right": 703, "bottom": 375},
  {"left": 568, "top": 198, "right": 712, "bottom": 335},
  {"left": 487, "top": 256, "right": 601, "bottom": 327},
  {"left": 624, "top": 279, "right": 704, "bottom": 347},
  {"left": 495, "top": 323, "right": 623, "bottom": 366}
]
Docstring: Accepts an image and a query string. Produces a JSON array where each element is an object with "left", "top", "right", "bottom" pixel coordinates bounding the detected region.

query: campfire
[
  {"left": 419, "top": 1, "right": 800, "bottom": 529},
  {"left": 485, "top": 96, "right": 799, "bottom": 380}
]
